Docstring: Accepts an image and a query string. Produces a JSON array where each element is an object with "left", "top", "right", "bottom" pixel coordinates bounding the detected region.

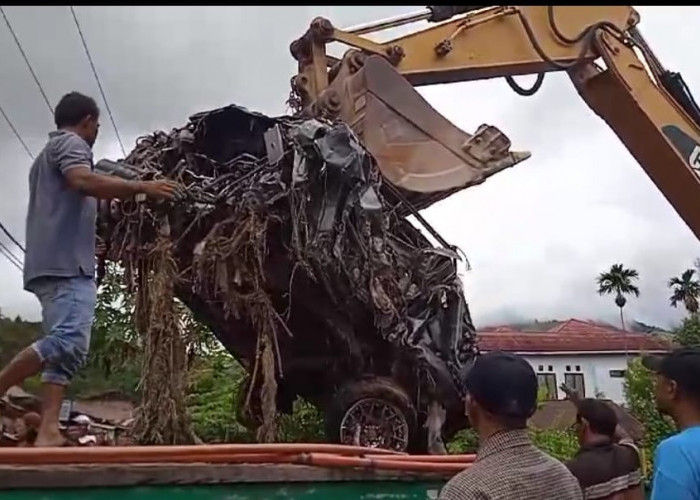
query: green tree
[
  {"left": 90, "top": 263, "right": 140, "bottom": 378},
  {"left": 624, "top": 358, "right": 675, "bottom": 479},
  {"left": 447, "top": 428, "right": 479, "bottom": 454},
  {"left": 674, "top": 314, "right": 700, "bottom": 349},
  {"left": 278, "top": 399, "right": 325, "bottom": 444},
  {"left": 0, "top": 314, "right": 43, "bottom": 395},
  {"left": 597, "top": 264, "right": 640, "bottom": 331},
  {"left": 60, "top": 263, "right": 143, "bottom": 399},
  {"left": 187, "top": 349, "right": 325, "bottom": 444},
  {"left": 529, "top": 429, "right": 579, "bottom": 462},
  {"left": 85, "top": 264, "right": 321, "bottom": 444},
  {"left": 0, "top": 316, "right": 41, "bottom": 368},
  {"left": 176, "top": 299, "right": 220, "bottom": 366},
  {"left": 187, "top": 350, "right": 255, "bottom": 443},
  {"left": 447, "top": 426, "right": 578, "bottom": 461},
  {"left": 669, "top": 269, "right": 700, "bottom": 316}
]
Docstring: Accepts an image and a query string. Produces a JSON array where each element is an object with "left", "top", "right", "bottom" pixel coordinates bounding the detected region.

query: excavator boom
[{"left": 289, "top": 6, "right": 700, "bottom": 239}]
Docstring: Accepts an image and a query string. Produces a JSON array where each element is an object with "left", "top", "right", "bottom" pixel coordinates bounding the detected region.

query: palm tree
[
  {"left": 669, "top": 268, "right": 700, "bottom": 316},
  {"left": 596, "top": 264, "right": 640, "bottom": 331}
]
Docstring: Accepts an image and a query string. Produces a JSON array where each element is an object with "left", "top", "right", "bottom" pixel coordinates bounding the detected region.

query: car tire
[{"left": 325, "top": 377, "right": 419, "bottom": 453}]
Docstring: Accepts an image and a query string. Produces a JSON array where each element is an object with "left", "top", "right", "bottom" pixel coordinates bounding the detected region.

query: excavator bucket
[{"left": 324, "top": 54, "right": 531, "bottom": 195}]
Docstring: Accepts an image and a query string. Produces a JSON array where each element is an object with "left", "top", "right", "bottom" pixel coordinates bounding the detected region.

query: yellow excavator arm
[{"left": 289, "top": 6, "right": 700, "bottom": 239}]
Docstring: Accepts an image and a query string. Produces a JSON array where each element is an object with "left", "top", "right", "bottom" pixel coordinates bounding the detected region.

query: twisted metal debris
[{"left": 97, "top": 104, "right": 479, "bottom": 444}]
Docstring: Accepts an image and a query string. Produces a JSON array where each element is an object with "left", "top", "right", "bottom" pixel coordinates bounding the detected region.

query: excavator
[
  {"left": 282, "top": 4, "right": 700, "bottom": 451},
  {"left": 288, "top": 5, "right": 700, "bottom": 239}
]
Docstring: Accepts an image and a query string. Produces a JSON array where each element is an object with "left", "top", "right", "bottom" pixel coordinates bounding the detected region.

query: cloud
[{"left": 0, "top": 6, "right": 698, "bottom": 330}]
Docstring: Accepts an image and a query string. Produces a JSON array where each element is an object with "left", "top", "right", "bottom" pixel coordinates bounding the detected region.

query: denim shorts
[{"left": 29, "top": 276, "right": 97, "bottom": 386}]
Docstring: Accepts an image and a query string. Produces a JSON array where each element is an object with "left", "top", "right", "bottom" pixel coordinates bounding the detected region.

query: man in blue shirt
[
  {"left": 0, "top": 91, "right": 178, "bottom": 447},
  {"left": 643, "top": 348, "right": 700, "bottom": 500}
]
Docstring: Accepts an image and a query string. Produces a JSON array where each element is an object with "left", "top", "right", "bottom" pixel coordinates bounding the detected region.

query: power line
[
  {"left": 0, "top": 246, "right": 22, "bottom": 271},
  {"left": 0, "top": 6, "right": 54, "bottom": 114},
  {"left": 0, "top": 107, "right": 32, "bottom": 264},
  {"left": 0, "top": 240, "right": 22, "bottom": 272},
  {"left": 0, "top": 241, "right": 22, "bottom": 269},
  {"left": 0, "top": 100, "right": 33, "bottom": 265},
  {"left": 0, "top": 221, "right": 25, "bottom": 253},
  {"left": 68, "top": 6, "right": 126, "bottom": 157},
  {"left": 0, "top": 101, "right": 34, "bottom": 259},
  {"left": 0, "top": 218, "right": 25, "bottom": 274},
  {"left": 0, "top": 102, "right": 34, "bottom": 160}
]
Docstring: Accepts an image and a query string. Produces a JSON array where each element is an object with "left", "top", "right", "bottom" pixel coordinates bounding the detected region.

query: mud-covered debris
[{"left": 97, "top": 104, "right": 479, "bottom": 442}]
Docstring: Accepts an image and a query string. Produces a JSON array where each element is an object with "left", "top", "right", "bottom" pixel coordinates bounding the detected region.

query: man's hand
[
  {"left": 560, "top": 383, "right": 582, "bottom": 406},
  {"left": 560, "top": 383, "right": 632, "bottom": 443},
  {"left": 139, "top": 180, "right": 180, "bottom": 201}
]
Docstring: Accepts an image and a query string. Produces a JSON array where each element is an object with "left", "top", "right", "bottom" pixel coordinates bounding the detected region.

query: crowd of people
[{"left": 439, "top": 348, "right": 700, "bottom": 500}]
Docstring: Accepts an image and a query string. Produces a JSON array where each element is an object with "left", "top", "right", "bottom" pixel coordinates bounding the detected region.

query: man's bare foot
[
  {"left": 34, "top": 430, "right": 66, "bottom": 447},
  {"left": 35, "top": 382, "right": 67, "bottom": 447}
]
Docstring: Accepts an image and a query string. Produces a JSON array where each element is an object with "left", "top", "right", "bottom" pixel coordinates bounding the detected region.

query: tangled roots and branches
[
  {"left": 98, "top": 104, "right": 479, "bottom": 444},
  {"left": 131, "top": 218, "right": 196, "bottom": 445}
]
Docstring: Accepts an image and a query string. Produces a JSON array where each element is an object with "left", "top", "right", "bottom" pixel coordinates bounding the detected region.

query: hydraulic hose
[{"left": 0, "top": 443, "right": 477, "bottom": 473}]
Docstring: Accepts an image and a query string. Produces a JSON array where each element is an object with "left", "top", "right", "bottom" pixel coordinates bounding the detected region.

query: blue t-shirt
[
  {"left": 23, "top": 130, "right": 97, "bottom": 291},
  {"left": 651, "top": 426, "right": 700, "bottom": 500}
]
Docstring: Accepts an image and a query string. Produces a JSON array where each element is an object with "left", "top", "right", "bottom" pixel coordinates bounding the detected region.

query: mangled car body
[{"left": 97, "top": 104, "right": 491, "bottom": 452}]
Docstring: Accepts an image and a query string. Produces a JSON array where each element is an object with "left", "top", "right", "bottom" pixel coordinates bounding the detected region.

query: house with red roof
[{"left": 478, "top": 319, "right": 673, "bottom": 404}]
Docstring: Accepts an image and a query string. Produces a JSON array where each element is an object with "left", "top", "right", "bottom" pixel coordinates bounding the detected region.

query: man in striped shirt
[{"left": 439, "top": 352, "right": 583, "bottom": 500}]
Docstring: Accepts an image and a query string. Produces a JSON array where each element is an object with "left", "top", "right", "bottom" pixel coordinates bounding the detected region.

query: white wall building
[{"left": 479, "top": 319, "right": 672, "bottom": 405}]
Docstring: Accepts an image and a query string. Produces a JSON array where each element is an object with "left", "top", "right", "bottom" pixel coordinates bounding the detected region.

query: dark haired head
[
  {"left": 54, "top": 92, "right": 100, "bottom": 147},
  {"left": 576, "top": 398, "right": 618, "bottom": 438},
  {"left": 54, "top": 92, "right": 99, "bottom": 128},
  {"left": 643, "top": 348, "right": 700, "bottom": 412},
  {"left": 641, "top": 348, "right": 700, "bottom": 427},
  {"left": 463, "top": 352, "right": 538, "bottom": 432}
]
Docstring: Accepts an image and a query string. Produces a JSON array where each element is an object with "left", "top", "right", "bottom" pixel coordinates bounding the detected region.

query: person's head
[
  {"left": 643, "top": 348, "right": 700, "bottom": 422},
  {"left": 23, "top": 412, "right": 41, "bottom": 430},
  {"left": 574, "top": 398, "right": 617, "bottom": 445},
  {"left": 54, "top": 92, "right": 100, "bottom": 147},
  {"left": 462, "top": 352, "right": 538, "bottom": 435},
  {"left": 15, "top": 412, "right": 40, "bottom": 441}
]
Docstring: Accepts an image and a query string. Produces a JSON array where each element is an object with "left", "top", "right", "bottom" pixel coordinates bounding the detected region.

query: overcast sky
[{"left": 1, "top": 6, "right": 699, "bottom": 329}]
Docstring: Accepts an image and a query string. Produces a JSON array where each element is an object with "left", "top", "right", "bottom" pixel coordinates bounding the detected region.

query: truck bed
[
  {"left": 0, "top": 462, "right": 451, "bottom": 490},
  {"left": 0, "top": 444, "right": 461, "bottom": 499}
]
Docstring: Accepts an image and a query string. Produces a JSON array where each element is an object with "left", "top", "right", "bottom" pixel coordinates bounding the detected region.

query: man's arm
[
  {"left": 54, "top": 133, "right": 177, "bottom": 200},
  {"left": 64, "top": 167, "right": 176, "bottom": 200},
  {"left": 64, "top": 166, "right": 141, "bottom": 199},
  {"left": 560, "top": 383, "right": 631, "bottom": 443},
  {"left": 560, "top": 383, "right": 583, "bottom": 406}
]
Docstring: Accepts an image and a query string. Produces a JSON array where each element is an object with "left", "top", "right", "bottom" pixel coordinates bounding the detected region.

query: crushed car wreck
[{"left": 97, "top": 104, "right": 484, "bottom": 452}]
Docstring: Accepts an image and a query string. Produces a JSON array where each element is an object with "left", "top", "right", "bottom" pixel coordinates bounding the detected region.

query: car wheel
[{"left": 325, "top": 377, "right": 418, "bottom": 453}]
